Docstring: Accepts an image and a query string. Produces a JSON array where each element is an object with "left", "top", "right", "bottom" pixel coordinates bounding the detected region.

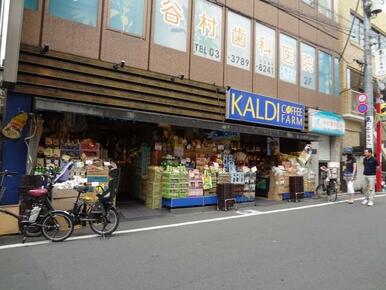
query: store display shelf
[
  {"left": 282, "top": 192, "right": 314, "bottom": 200},
  {"left": 162, "top": 194, "right": 257, "bottom": 209}
]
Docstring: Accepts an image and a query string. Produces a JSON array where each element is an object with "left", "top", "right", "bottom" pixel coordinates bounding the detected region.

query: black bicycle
[
  {"left": 69, "top": 168, "right": 120, "bottom": 237},
  {"left": 0, "top": 170, "right": 74, "bottom": 243},
  {"left": 315, "top": 166, "right": 338, "bottom": 202}
]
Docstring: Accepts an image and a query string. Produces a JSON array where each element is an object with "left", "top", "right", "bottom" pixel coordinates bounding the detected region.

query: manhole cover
[{"left": 235, "top": 209, "right": 260, "bottom": 215}]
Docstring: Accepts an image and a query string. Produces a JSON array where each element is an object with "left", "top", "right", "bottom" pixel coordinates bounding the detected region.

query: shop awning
[{"left": 34, "top": 98, "right": 319, "bottom": 142}]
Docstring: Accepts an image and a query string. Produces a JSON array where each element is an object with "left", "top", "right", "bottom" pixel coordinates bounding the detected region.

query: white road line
[{"left": 1, "top": 194, "right": 385, "bottom": 251}]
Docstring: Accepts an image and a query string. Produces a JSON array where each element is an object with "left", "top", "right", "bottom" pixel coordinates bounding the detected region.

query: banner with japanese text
[
  {"left": 279, "top": 34, "right": 297, "bottom": 84},
  {"left": 193, "top": 0, "right": 222, "bottom": 62},
  {"left": 255, "top": 22, "right": 275, "bottom": 78},
  {"left": 300, "top": 43, "right": 316, "bottom": 90},
  {"left": 226, "top": 11, "right": 251, "bottom": 70},
  {"left": 154, "top": 0, "right": 189, "bottom": 52}
]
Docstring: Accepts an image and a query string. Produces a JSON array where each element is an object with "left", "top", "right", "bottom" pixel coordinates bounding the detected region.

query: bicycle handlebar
[{"left": 0, "top": 170, "right": 17, "bottom": 176}]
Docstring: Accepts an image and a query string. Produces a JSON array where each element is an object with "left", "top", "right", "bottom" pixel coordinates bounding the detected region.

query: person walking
[
  {"left": 344, "top": 153, "right": 357, "bottom": 204},
  {"left": 362, "top": 148, "right": 379, "bottom": 206}
]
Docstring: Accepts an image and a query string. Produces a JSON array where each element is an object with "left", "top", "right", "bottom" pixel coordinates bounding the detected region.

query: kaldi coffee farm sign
[{"left": 226, "top": 88, "right": 305, "bottom": 130}]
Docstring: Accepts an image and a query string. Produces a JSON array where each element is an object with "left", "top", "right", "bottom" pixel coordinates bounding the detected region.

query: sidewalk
[{"left": 0, "top": 193, "right": 360, "bottom": 247}]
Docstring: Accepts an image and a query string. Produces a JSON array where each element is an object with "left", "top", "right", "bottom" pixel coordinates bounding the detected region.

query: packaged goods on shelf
[
  {"left": 162, "top": 166, "right": 189, "bottom": 198},
  {"left": 217, "top": 172, "right": 231, "bottom": 184},
  {"left": 188, "top": 169, "right": 204, "bottom": 196}
]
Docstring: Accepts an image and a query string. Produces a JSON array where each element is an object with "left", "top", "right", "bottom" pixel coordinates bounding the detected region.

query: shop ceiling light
[
  {"left": 40, "top": 44, "right": 49, "bottom": 55},
  {"left": 113, "top": 60, "right": 125, "bottom": 70}
]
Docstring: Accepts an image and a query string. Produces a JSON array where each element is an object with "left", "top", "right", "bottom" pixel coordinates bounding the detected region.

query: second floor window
[
  {"left": 319, "top": 0, "right": 332, "bottom": 18},
  {"left": 49, "top": 0, "right": 99, "bottom": 27},
  {"left": 108, "top": 0, "right": 146, "bottom": 37},
  {"left": 319, "top": 51, "right": 333, "bottom": 95},
  {"left": 24, "top": 0, "right": 38, "bottom": 10}
]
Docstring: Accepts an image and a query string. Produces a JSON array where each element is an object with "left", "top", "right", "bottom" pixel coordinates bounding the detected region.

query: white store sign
[
  {"left": 226, "top": 11, "right": 251, "bottom": 70},
  {"left": 365, "top": 116, "right": 374, "bottom": 150},
  {"left": 374, "top": 49, "right": 386, "bottom": 78}
]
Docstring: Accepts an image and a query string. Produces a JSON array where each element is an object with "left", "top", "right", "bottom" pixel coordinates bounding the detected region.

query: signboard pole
[
  {"left": 376, "top": 98, "right": 382, "bottom": 192},
  {"left": 363, "top": 0, "right": 374, "bottom": 151}
]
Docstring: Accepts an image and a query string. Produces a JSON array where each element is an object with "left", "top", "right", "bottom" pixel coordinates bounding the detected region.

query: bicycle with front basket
[
  {"left": 315, "top": 166, "right": 338, "bottom": 202},
  {"left": 0, "top": 170, "right": 74, "bottom": 243}
]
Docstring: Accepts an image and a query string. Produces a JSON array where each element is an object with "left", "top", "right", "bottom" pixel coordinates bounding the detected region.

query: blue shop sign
[{"left": 226, "top": 88, "right": 305, "bottom": 130}]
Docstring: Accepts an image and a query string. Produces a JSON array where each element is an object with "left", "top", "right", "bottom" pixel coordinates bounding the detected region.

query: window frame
[
  {"left": 279, "top": 33, "right": 298, "bottom": 85},
  {"left": 300, "top": 42, "right": 316, "bottom": 90},
  {"left": 24, "top": 0, "right": 38, "bottom": 11},
  {"left": 107, "top": 0, "right": 147, "bottom": 39},
  {"left": 48, "top": 0, "right": 100, "bottom": 27},
  {"left": 318, "top": 0, "right": 333, "bottom": 19},
  {"left": 318, "top": 50, "right": 333, "bottom": 95}
]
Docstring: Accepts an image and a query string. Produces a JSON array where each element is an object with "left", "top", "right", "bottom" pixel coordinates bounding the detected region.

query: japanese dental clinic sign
[
  {"left": 226, "top": 88, "right": 305, "bottom": 130},
  {"left": 300, "top": 43, "right": 316, "bottom": 90},
  {"left": 280, "top": 34, "right": 297, "bottom": 84},
  {"left": 226, "top": 11, "right": 251, "bottom": 70},
  {"left": 154, "top": 0, "right": 189, "bottom": 52},
  {"left": 193, "top": 0, "right": 222, "bottom": 62},
  {"left": 255, "top": 22, "right": 275, "bottom": 78},
  {"left": 308, "top": 109, "right": 345, "bottom": 136}
]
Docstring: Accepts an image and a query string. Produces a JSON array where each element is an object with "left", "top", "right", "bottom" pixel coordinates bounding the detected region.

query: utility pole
[
  {"left": 363, "top": 0, "right": 383, "bottom": 191},
  {"left": 363, "top": 0, "right": 374, "bottom": 151}
]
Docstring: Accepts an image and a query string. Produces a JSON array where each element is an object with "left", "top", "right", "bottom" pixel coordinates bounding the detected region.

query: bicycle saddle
[{"left": 28, "top": 188, "right": 48, "bottom": 197}]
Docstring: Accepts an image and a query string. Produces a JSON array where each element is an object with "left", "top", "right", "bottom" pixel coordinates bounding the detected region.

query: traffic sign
[
  {"left": 357, "top": 93, "right": 368, "bottom": 103},
  {"left": 357, "top": 103, "right": 368, "bottom": 114}
]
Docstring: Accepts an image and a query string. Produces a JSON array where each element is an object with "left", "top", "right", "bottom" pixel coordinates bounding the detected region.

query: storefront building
[
  {"left": 1, "top": 0, "right": 342, "bottom": 218},
  {"left": 307, "top": 109, "right": 345, "bottom": 185}
]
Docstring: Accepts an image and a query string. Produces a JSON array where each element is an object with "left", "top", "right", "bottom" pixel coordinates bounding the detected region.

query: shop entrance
[{"left": 29, "top": 109, "right": 316, "bottom": 218}]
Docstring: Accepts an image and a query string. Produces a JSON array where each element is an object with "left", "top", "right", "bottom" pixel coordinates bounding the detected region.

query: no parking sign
[{"left": 357, "top": 93, "right": 368, "bottom": 114}]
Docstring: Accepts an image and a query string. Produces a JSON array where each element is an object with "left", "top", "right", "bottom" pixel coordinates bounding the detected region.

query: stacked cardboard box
[
  {"left": 268, "top": 171, "right": 295, "bottom": 201},
  {"left": 143, "top": 166, "right": 163, "bottom": 209},
  {"left": 0, "top": 204, "right": 19, "bottom": 236}
]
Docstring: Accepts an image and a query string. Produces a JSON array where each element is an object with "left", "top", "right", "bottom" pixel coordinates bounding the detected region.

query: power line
[{"left": 339, "top": 0, "right": 360, "bottom": 61}]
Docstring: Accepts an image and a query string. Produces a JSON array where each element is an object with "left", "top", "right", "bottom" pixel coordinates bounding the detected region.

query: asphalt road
[{"left": 1, "top": 197, "right": 386, "bottom": 290}]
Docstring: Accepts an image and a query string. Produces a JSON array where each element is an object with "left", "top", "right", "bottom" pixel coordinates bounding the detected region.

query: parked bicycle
[
  {"left": 70, "top": 168, "right": 120, "bottom": 237},
  {"left": 315, "top": 166, "right": 339, "bottom": 202},
  {"left": 0, "top": 170, "right": 74, "bottom": 243}
]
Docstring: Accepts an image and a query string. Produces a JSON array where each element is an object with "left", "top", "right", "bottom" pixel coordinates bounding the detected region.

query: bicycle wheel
[
  {"left": 89, "top": 207, "right": 119, "bottom": 236},
  {"left": 41, "top": 211, "right": 74, "bottom": 242},
  {"left": 315, "top": 184, "right": 327, "bottom": 198},
  {"left": 327, "top": 184, "right": 338, "bottom": 202}
]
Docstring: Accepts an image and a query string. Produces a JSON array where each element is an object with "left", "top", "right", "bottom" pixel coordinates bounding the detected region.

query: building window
[
  {"left": 108, "top": 0, "right": 145, "bottom": 37},
  {"left": 193, "top": 0, "right": 223, "bottom": 62},
  {"left": 255, "top": 22, "right": 275, "bottom": 78},
  {"left": 24, "top": 0, "right": 38, "bottom": 10},
  {"left": 333, "top": 0, "right": 339, "bottom": 22},
  {"left": 334, "top": 57, "right": 340, "bottom": 97},
  {"left": 279, "top": 33, "right": 297, "bottom": 84},
  {"left": 300, "top": 43, "right": 316, "bottom": 90},
  {"left": 350, "top": 15, "right": 364, "bottom": 47},
  {"left": 153, "top": 0, "right": 189, "bottom": 52},
  {"left": 302, "top": 0, "right": 314, "bottom": 7},
  {"left": 319, "top": 51, "right": 333, "bottom": 95},
  {"left": 49, "top": 0, "right": 99, "bottom": 27},
  {"left": 318, "top": 0, "right": 332, "bottom": 18}
]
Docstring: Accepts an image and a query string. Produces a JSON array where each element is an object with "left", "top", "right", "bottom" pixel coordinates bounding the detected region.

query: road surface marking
[{"left": 1, "top": 194, "right": 385, "bottom": 251}]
